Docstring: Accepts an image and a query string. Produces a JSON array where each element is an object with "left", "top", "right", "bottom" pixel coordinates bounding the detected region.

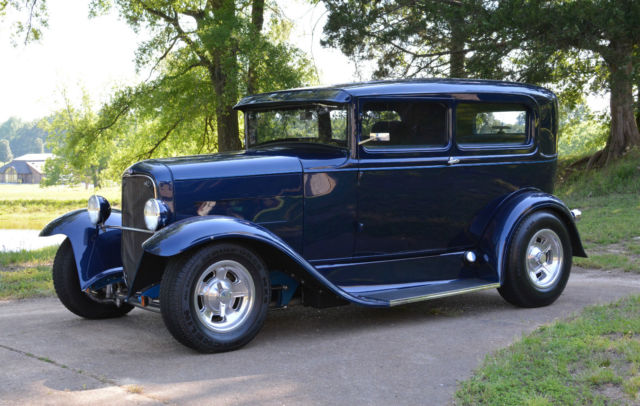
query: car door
[
  {"left": 446, "top": 94, "right": 547, "bottom": 241},
  {"left": 355, "top": 97, "right": 458, "bottom": 257}
]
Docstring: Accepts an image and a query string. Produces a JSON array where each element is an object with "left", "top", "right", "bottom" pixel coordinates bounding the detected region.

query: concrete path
[
  {"left": 0, "top": 229, "right": 64, "bottom": 252},
  {"left": 1, "top": 268, "right": 639, "bottom": 406}
]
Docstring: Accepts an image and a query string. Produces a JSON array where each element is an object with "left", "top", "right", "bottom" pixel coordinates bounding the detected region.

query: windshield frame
[{"left": 243, "top": 103, "right": 351, "bottom": 150}]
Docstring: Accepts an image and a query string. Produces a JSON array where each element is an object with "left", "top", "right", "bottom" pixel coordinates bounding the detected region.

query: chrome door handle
[{"left": 447, "top": 157, "right": 460, "bottom": 165}]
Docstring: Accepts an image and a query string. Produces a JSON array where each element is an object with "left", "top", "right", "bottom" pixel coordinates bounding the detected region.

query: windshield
[{"left": 246, "top": 105, "right": 348, "bottom": 148}]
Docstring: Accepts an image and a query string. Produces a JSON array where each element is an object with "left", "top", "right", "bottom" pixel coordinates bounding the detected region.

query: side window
[
  {"left": 361, "top": 101, "right": 448, "bottom": 149},
  {"left": 456, "top": 103, "right": 528, "bottom": 146}
]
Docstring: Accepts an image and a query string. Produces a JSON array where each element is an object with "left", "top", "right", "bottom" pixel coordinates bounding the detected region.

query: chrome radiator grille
[{"left": 121, "top": 174, "right": 156, "bottom": 286}]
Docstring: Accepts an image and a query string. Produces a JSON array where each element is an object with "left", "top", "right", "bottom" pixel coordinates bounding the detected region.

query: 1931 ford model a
[{"left": 42, "top": 79, "right": 586, "bottom": 353}]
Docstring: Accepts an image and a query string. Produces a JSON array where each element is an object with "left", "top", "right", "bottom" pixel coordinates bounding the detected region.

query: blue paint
[
  {"left": 140, "top": 284, "right": 161, "bottom": 300},
  {"left": 269, "top": 271, "right": 299, "bottom": 307},
  {"left": 41, "top": 79, "right": 585, "bottom": 308},
  {"left": 40, "top": 209, "right": 124, "bottom": 290},
  {"left": 140, "top": 214, "right": 388, "bottom": 307},
  {"left": 477, "top": 188, "right": 587, "bottom": 284},
  {"left": 86, "top": 268, "right": 125, "bottom": 291}
]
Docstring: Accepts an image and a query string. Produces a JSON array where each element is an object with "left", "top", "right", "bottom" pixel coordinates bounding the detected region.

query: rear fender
[
  {"left": 40, "top": 209, "right": 123, "bottom": 290},
  {"left": 141, "top": 215, "right": 386, "bottom": 307},
  {"left": 479, "top": 189, "right": 587, "bottom": 285}
]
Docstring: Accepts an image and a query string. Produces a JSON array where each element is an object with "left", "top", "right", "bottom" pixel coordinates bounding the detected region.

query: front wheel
[
  {"left": 52, "top": 238, "right": 134, "bottom": 319},
  {"left": 498, "top": 211, "right": 572, "bottom": 308},
  {"left": 160, "top": 243, "right": 270, "bottom": 353}
]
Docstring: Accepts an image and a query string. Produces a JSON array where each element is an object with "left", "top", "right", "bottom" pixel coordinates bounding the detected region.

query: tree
[
  {"left": 89, "top": 0, "right": 315, "bottom": 154},
  {"left": 38, "top": 1, "right": 314, "bottom": 184},
  {"left": 33, "top": 137, "right": 44, "bottom": 153},
  {"left": 0, "top": 117, "right": 48, "bottom": 156},
  {"left": 41, "top": 92, "right": 112, "bottom": 187},
  {"left": 321, "top": 0, "right": 640, "bottom": 166},
  {"left": 461, "top": 0, "right": 640, "bottom": 167},
  {"left": 0, "top": 139, "right": 12, "bottom": 163},
  {"left": 0, "top": 0, "right": 48, "bottom": 44},
  {"left": 320, "top": 0, "right": 468, "bottom": 78}
]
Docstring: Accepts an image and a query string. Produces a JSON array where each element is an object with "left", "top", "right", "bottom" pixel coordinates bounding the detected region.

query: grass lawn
[
  {"left": 0, "top": 246, "right": 57, "bottom": 299},
  {"left": 556, "top": 149, "right": 640, "bottom": 273},
  {"left": 455, "top": 295, "right": 640, "bottom": 405},
  {"left": 0, "top": 184, "right": 119, "bottom": 229},
  {"left": 456, "top": 150, "right": 640, "bottom": 404}
]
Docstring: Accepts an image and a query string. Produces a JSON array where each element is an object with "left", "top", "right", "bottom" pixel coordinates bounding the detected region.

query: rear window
[
  {"left": 456, "top": 103, "right": 528, "bottom": 146},
  {"left": 361, "top": 101, "right": 448, "bottom": 149}
]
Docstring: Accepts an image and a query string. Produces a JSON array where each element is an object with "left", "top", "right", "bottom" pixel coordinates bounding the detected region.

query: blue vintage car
[{"left": 42, "top": 79, "right": 586, "bottom": 352}]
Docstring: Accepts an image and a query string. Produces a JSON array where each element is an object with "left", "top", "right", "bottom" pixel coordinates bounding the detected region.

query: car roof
[{"left": 234, "top": 79, "right": 556, "bottom": 110}]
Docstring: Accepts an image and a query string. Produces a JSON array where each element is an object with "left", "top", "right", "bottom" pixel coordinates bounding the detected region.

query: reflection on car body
[{"left": 42, "top": 79, "right": 586, "bottom": 353}]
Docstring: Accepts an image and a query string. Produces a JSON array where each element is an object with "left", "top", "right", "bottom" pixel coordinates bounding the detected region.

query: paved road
[{"left": 2, "top": 268, "right": 640, "bottom": 406}]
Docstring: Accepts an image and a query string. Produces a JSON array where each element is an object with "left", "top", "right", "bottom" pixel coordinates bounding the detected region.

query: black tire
[
  {"left": 498, "top": 211, "right": 572, "bottom": 308},
  {"left": 52, "top": 238, "right": 134, "bottom": 319},
  {"left": 160, "top": 243, "right": 270, "bottom": 353}
]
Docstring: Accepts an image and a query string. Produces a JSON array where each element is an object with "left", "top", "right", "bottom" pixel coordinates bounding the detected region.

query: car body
[{"left": 42, "top": 79, "right": 586, "bottom": 352}]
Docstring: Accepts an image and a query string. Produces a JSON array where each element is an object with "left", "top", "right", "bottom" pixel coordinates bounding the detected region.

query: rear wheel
[
  {"left": 52, "top": 238, "right": 133, "bottom": 319},
  {"left": 160, "top": 243, "right": 270, "bottom": 353},
  {"left": 498, "top": 211, "right": 572, "bottom": 308}
]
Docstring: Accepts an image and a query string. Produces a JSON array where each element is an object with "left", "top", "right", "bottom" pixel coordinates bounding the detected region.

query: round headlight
[
  {"left": 88, "top": 195, "right": 111, "bottom": 225},
  {"left": 144, "top": 198, "right": 168, "bottom": 231}
]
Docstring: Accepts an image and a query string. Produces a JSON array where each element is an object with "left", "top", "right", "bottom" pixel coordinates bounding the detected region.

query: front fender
[
  {"left": 40, "top": 209, "right": 123, "bottom": 290},
  {"left": 142, "top": 216, "right": 387, "bottom": 307},
  {"left": 479, "top": 189, "right": 587, "bottom": 285}
]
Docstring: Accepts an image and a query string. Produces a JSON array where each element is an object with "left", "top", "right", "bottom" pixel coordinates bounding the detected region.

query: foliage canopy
[
  {"left": 320, "top": 0, "right": 640, "bottom": 166},
  {"left": 43, "top": 0, "right": 316, "bottom": 185}
]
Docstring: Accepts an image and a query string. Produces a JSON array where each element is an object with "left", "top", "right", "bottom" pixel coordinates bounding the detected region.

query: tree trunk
[
  {"left": 448, "top": 10, "right": 465, "bottom": 78},
  {"left": 247, "top": 0, "right": 265, "bottom": 95},
  {"left": 636, "top": 84, "right": 640, "bottom": 130},
  {"left": 591, "top": 51, "right": 640, "bottom": 167},
  {"left": 209, "top": 57, "right": 241, "bottom": 152},
  {"left": 216, "top": 104, "right": 241, "bottom": 152},
  {"left": 208, "top": 0, "right": 242, "bottom": 152},
  {"left": 91, "top": 167, "right": 101, "bottom": 188}
]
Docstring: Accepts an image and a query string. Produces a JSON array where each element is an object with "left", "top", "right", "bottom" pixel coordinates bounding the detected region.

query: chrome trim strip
[
  {"left": 388, "top": 283, "right": 501, "bottom": 306},
  {"left": 122, "top": 173, "right": 158, "bottom": 199},
  {"left": 103, "top": 225, "right": 154, "bottom": 234}
]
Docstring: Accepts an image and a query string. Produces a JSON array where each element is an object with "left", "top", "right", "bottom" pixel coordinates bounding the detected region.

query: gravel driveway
[{"left": 1, "top": 267, "right": 639, "bottom": 405}]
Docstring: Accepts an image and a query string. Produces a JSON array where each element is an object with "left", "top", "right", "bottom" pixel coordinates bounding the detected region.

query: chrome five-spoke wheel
[
  {"left": 526, "top": 229, "right": 563, "bottom": 289},
  {"left": 194, "top": 260, "right": 256, "bottom": 333},
  {"left": 160, "top": 243, "right": 270, "bottom": 353},
  {"left": 498, "top": 211, "right": 572, "bottom": 308}
]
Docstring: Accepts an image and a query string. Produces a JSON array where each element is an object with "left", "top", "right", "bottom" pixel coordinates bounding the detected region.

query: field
[
  {"left": 0, "top": 246, "right": 58, "bottom": 299},
  {"left": 0, "top": 184, "right": 119, "bottom": 229}
]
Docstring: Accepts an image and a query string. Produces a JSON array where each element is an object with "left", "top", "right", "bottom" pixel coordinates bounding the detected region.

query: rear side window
[
  {"left": 456, "top": 103, "right": 528, "bottom": 146},
  {"left": 361, "top": 101, "right": 448, "bottom": 149}
]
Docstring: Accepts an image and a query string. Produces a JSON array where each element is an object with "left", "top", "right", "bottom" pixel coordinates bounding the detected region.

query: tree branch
[
  {"left": 145, "top": 34, "right": 180, "bottom": 82},
  {"left": 139, "top": 118, "right": 184, "bottom": 159},
  {"left": 23, "top": 0, "right": 37, "bottom": 44},
  {"left": 138, "top": 1, "right": 212, "bottom": 68}
]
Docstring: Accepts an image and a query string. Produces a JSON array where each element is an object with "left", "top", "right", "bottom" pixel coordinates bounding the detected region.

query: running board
[{"left": 345, "top": 279, "right": 500, "bottom": 307}]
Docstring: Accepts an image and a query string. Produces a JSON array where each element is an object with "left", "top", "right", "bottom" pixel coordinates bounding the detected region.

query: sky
[
  {"left": 0, "top": 0, "right": 362, "bottom": 124},
  {"left": 0, "top": 1, "right": 606, "bottom": 124}
]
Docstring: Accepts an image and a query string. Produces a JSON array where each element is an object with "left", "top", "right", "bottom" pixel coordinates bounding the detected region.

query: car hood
[{"left": 143, "top": 150, "right": 303, "bottom": 181}]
